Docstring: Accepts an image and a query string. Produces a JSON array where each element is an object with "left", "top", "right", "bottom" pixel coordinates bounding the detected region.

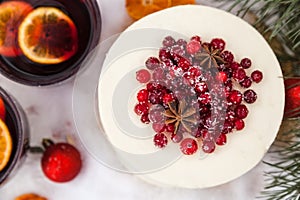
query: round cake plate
[{"left": 75, "top": 5, "right": 285, "bottom": 189}]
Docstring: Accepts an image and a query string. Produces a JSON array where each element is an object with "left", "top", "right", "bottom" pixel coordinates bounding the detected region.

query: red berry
[
  {"left": 217, "top": 71, "right": 228, "bottom": 82},
  {"left": 221, "top": 50, "right": 234, "bottom": 63},
  {"left": 41, "top": 143, "right": 82, "bottom": 183},
  {"left": 243, "top": 89, "right": 257, "bottom": 104},
  {"left": 180, "top": 138, "right": 198, "bottom": 155},
  {"left": 136, "top": 69, "right": 151, "bottom": 83},
  {"left": 228, "top": 90, "right": 243, "bottom": 104},
  {"left": 210, "top": 38, "right": 225, "bottom": 51},
  {"left": 152, "top": 67, "right": 165, "bottom": 81},
  {"left": 134, "top": 102, "right": 149, "bottom": 115},
  {"left": 216, "top": 134, "right": 227, "bottom": 146},
  {"left": 141, "top": 113, "right": 150, "bottom": 124},
  {"left": 239, "top": 76, "right": 252, "bottom": 88},
  {"left": 233, "top": 68, "right": 246, "bottom": 81},
  {"left": 189, "top": 66, "right": 201, "bottom": 77},
  {"left": 235, "top": 104, "right": 249, "bottom": 119},
  {"left": 251, "top": 70, "right": 263, "bottom": 83},
  {"left": 202, "top": 140, "right": 215, "bottom": 153},
  {"left": 145, "top": 57, "right": 160, "bottom": 70},
  {"left": 171, "top": 132, "right": 183, "bottom": 143},
  {"left": 152, "top": 123, "right": 165, "bottom": 133},
  {"left": 235, "top": 119, "right": 245, "bottom": 130},
  {"left": 163, "top": 93, "right": 174, "bottom": 104},
  {"left": 186, "top": 40, "right": 201, "bottom": 55},
  {"left": 191, "top": 35, "right": 201, "bottom": 42},
  {"left": 162, "top": 36, "right": 175, "bottom": 47},
  {"left": 230, "top": 61, "right": 240, "bottom": 70},
  {"left": 240, "top": 58, "right": 252, "bottom": 69},
  {"left": 194, "top": 82, "right": 208, "bottom": 94},
  {"left": 153, "top": 133, "right": 168, "bottom": 148},
  {"left": 137, "top": 89, "right": 149, "bottom": 102},
  {"left": 0, "top": 97, "right": 6, "bottom": 121}
]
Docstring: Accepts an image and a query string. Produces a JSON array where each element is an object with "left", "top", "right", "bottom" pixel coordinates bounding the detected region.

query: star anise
[
  {"left": 195, "top": 45, "right": 225, "bottom": 69},
  {"left": 163, "top": 100, "right": 197, "bottom": 134}
]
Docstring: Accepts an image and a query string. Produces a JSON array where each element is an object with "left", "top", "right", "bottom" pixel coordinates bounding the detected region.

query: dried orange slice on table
[
  {"left": 18, "top": 7, "right": 78, "bottom": 65},
  {"left": 15, "top": 193, "right": 47, "bottom": 200},
  {"left": 0, "top": 1, "right": 33, "bottom": 57},
  {"left": 0, "top": 118, "right": 12, "bottom": 172},
  {"left": 126, "top": 0, "right": 195, "bottom": 20}
]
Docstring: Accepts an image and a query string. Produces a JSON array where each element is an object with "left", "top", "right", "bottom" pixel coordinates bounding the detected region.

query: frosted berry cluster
[{"left": 134, "top": 35, "right": 263, "bottom": 155}]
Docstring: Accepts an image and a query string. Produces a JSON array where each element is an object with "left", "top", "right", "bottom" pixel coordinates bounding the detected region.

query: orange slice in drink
[
  {"left": 0, "top": 1, "right": 33, "bottom": 57},
  {"left": 126, "top": 0, "right": 195, "bottom": 20},
  {"left": 18, "top": 7, "right": 78, "bottom": 65},
  {"left": 0, "top": 118, "right": 12, "bottom": 172}
]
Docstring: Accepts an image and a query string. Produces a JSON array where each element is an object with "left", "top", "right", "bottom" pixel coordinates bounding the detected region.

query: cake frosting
[{"left": 97, "top": 5, "right": 284, "bottom": 188}]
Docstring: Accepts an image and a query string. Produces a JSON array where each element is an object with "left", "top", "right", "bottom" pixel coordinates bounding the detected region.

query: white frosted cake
[{"left": 97, "top": 5, "right": 284, "bottom": 188}]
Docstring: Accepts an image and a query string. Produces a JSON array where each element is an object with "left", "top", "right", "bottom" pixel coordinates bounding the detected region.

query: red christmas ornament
[{"left": 284, "top": 78, "right": 300, "bottom": 118}]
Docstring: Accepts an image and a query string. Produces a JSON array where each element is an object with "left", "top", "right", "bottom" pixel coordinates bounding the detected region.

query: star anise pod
[
  {"left": 163, "top": 100, "right": 197, "bottom": 134},
  {"left": 195, "top": 45, "right": 225, "bottom": 69}
]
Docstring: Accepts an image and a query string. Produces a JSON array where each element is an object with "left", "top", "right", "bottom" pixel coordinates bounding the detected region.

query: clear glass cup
[
  {"left": 0, "top": 0, "right": 101, "bottom": 86},
  {"left": 0, "top": 87, "right": 29, "bottom": 186}
]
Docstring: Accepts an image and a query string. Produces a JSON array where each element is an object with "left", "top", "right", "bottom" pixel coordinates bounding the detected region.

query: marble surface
[{"left": 0, "top": 0, "right": 275, "bottom": 199}]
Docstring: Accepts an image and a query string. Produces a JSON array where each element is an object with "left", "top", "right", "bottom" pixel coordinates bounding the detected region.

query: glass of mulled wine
[
  {"left": 0, "top": 0, "right": 101, "bottom": 86},
  {"left": 0, "top": 87, "right": 29, "bottom": 186}
]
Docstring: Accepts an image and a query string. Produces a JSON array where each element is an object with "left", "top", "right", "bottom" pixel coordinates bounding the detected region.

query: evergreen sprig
[{"left": 259, "top": 121, "right": 300, "bottom": 200}]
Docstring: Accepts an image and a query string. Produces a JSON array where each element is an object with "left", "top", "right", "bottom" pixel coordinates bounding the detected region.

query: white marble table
[{"left": 0, "top": 0, "right": 273, "bottom": 199}]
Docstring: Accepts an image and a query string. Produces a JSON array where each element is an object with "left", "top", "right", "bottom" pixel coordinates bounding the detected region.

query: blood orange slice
[
  {"left": 18, "top": 7, "right": 78, "bottom": 64},
  {"left": 0, "top": 1, "right": 33, "bottom": 57}
]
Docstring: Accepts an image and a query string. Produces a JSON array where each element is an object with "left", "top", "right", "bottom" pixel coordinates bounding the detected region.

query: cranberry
[
  {"left": 228, "top": 90, "right": 243, "bottom": 104},
  {"left": 140, "top": 113, "right": 150, "bottom": 124},
  {"left": 202, "top": 140, "right": 215, "bottom": 153},
  {"left": 165, "top": 123, "right": 175, "bottom": 133},
  {"left": 194, "top": 82, "right": 208, "bottom": 94},
  {"left": 240, "top": 58, "right": 252, "bottom": 69},
  {"left": 149, "top": 109, "right": 164, "bottom": 123},
  {"left": 233, "top": 68, "right": 246, "bottom": 81},
  {"left": 216, "top": 134, "right": 227, "bottom": 145},
  {"left": 221, "top": 51, "right": 234, "bottom": 63},
  {"left": 134, "top": 102, "right": 148, "bottom": 115},
  {"left": 149, "top": 93, "right": 161, "bottom": 104},
  {"left": 244, "top": 89, "right": 257, "bottom": 104},
  {"left": 152, "top": 123, "right": 165, "bottom": 133},
  {"left": 239, "top": 76, "right": 252, "bottom": 88},
  {"left": 235, "top": 119, "right": 245, "bottom": 130},
  {"left": 198, "top": 92, "right": 211, "bottom": 104},
  {"left": 171, "top": 132, "right": 183, "bottom": 143},
  {"left": 221, "top": 120, "right": 234, "bottom": 134},
  {"left": 159, "top": 48, "right": 171, "bottom": 61},
  {"left": 178, "top": 57, "right": 191, "bottom": 71},
  {"left": 186, "top": 40, "right": 201, "bottom": 55},
  {"left": 145, "top": 57, "right": 160, "bottom": 70},
  {"left": 210, "top": 38, "right": 225, "bottom": 51},
  {"left": 180, "top": 138, "right": 198, "bottom": 155},
  {"left": 146, "top": 82, "right": 155, "bottom": 92},
  {"left": 230, "top": 61, "right": 240, "bottom": 70},
  {"left": 153, "top": 133, "right": 168, "bottom": 148},
  {"left": 235, "top": 104, "right": 249, "bottom": 119},
  {"left": 137, "top": 89, "right": 149, "bottom": 102},
  {"left": 176, "top": 39, "right": 187, "bottom": 47},
  {"left": 136, "top": 69, "right": 151, "bottom": 83},
  {"left": 191, "top": 35, "right": 201, "bottom": 43},
  {"left": 152, "top": 67, "right": 165, "bottom": 81},
  {"left": 189, "top": 67, "right": 201, "bottom": 77},
  {"left": 163, "top": 93, "right": 174, "bottom": 104},
  {"left": 217, "top": 71, "right": 228, "bottom": 82},
  {"left": 171, "top": 45, "right": 185, "bottom": 57},
  {"left": 162, "top": 36, "right": 175, "bottom": 47},
  {"left": 251, "top": 70, "right": 263, "bottom": 83}
]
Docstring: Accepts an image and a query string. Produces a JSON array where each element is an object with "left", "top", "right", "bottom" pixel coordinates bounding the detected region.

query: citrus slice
[
  {"left": 0, "top": 118, "right": 12, "bottom": 172},
  {"left": 0, "top": 1, "right": 33, "bottom": 57},
  {"left": 15, "top": 193, "right": 47, "bottom": 200},
  {"left": 126, "top": 0, "right": 195, "bottom": 20},
  {"left": 18, "top": 7, "right": 78, "bottom": 65}
]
